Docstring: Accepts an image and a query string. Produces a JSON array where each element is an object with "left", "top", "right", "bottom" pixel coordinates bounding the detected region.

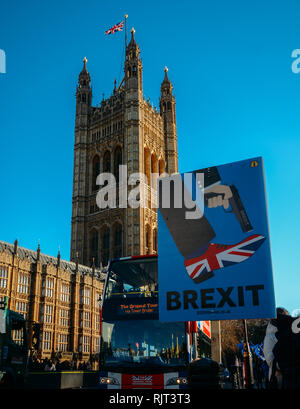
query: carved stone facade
[
  {"left": 0, "top": 240, "right": 105, "bottom": 366},
  {"left": 0, "top": 30, "right": 179, "bottom": 367},
  {"left": 70, "top": 29, "right": 178, "bottom": 267}
]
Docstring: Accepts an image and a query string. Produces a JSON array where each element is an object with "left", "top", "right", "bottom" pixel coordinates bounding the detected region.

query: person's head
[
  {"left": 276, "top": 307, "right": 290, "bottom": 317},
  {"left": 271, "top": 307, "right": 290, "bottom": 325}
]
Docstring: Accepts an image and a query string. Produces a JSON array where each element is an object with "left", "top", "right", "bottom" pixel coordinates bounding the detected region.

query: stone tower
[{"left": 70, "top": 29, "right": 178, "bottom": 267}]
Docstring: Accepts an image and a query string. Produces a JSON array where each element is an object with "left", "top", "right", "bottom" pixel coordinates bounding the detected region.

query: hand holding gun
[{"left": 204, "top": 184, "right": 253, "bottom": 233}]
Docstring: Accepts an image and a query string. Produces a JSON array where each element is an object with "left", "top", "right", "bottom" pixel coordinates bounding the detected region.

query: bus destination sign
[{"left": 118, "top": 302, "right": 158, "bottom": 316}]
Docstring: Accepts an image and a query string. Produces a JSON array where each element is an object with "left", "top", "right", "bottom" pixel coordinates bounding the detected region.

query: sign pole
[
  {"left": 211, "top": 320, "right": 222, "bottom": 363},
  {"left": 243, "top": 319, "right": 254, "bottom": 388}
]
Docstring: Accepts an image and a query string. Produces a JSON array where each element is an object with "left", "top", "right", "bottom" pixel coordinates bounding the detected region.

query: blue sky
[{"left": 0, "top": 0, "right": 299, "bottom": 314}]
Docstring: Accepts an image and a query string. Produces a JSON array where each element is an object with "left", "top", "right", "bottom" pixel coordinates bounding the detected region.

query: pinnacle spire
[
  {"left": 80, "top": 56, "right": 89, "bottom": 75},
  {"left": 57, "top": 246, "right": 61, "bottom": 267},
  {"left": 163, "top": 66, "right": 171, "bottom": 84},
  {"left": 128, "top": 27, "right": 138, "bottom": 49},
  {"left": 14, "top": 239, "right": 18, "bottom": 254},
  {"left": 78, "top": 56, "right": 91, "bottom": 87},
  {"left": 37, "top": 240, "right": 41, "bottom": 261}
]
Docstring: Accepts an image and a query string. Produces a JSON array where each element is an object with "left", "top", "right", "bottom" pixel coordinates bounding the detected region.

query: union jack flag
[
  {"left": 132, "top": 375, "right": 152, "bottom": 385},
  {"left": 184, "top": 234, "right": 265, "bottom": 282},
  {"left": 105, "top": 21, "right": 124, "bottom": 35}
]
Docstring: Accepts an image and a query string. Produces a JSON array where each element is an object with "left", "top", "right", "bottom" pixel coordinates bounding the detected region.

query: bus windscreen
[{"left": 102, "top": 258, "right": 159, "bottom": 321}]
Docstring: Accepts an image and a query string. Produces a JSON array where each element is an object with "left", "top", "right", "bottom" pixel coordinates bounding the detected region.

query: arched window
[
  {"left": 103, "top": 151, "right": 111, "bottom": 173},
  {"left": 151, "top": 154, "right": 158, "bottom": 188},
  {"left": 114, "top": 146, "right": 122, "bottom": 182},
  {"left": 144, "top": 148, "right": 151, "bottom": 185},
  {"left": 145, "top": 225, "right": 151, "bottom": 254},
  {"left": 89, "top": 230, "right": 99, "bottom": 266},
  {"left": 101, "top": 227, "right": 110, "bottom": 267},
  {"left": 159, "top": 160, "right": 165, "bottom": 176},
  {"left": 92, "top": 155, "right": 100, "bottom": 192},
  {"left": 113, "top": 224, "right": 122, "bottom": 258}
]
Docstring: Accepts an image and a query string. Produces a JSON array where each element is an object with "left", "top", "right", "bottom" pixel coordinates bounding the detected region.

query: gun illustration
[
  {"left": 204, "top": 184, "right": 253, "bottom": 233},
  {"left": 229, "top": 185, "right": 253, "bottom": 232}
]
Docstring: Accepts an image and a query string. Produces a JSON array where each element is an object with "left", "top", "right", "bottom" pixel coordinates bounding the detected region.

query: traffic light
[{"left": 32, "top": 323, "right": 41, "bottom": 350}]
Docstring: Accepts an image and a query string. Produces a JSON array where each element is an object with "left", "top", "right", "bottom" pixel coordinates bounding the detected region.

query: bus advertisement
[{"left": 98, "top": 255, "right": 211, "bottom": 389}]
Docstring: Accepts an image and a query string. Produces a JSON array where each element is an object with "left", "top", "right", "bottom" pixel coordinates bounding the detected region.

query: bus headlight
[
  {"left": 100, "top": 376, "right": 120, "bottom": 386},
  {"left": 166, "top": 377, "right": 188, "bottom": 386}
]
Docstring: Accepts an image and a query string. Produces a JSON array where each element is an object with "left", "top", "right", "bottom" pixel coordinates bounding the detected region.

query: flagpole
[{"left": 125, "top": 14, "right": 128, "bottom": 49}]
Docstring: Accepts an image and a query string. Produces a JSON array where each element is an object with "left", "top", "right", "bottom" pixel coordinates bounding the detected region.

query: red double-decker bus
[{"left": 98, "top": 255, "right": 211, "bottom": 389}]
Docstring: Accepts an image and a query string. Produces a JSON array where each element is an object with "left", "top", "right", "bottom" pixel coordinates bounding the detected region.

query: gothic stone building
[
  {"left": 0, "top": 29, "right": 178, "bottom": 364},
  {"left": 70, "top": 28, "right": 178, "bottom": 267},
  {"left": 0, "top": 240, "right": 104, "bottom": 365}
]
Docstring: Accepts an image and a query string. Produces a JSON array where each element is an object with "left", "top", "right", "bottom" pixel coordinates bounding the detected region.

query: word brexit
[{"left": 167, "top": 285, "right": 265, "bottom": 311}]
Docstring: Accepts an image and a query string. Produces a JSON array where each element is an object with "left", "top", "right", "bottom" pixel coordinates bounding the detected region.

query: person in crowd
[
  {"left": 261, "top": 359, "right": 269, "bottom": 389},
  {"left": 44, "top": 359, "right": 56, "bottom": 371},
  {"left": 42, "top": 358, "right": 48, "bottom": 371},
  {"left": 263, "top": 307, "right": 290, "bottom": 389},
  {"left": 255, "top": 359, "right": 264, "bottom": 389},
  {"left": 55, "top": 360, "right": 61, "bottom": 371}
]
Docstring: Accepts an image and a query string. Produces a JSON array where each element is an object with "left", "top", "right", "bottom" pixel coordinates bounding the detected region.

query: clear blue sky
[{"left": 0, "top": 0, "right": 299, "bottom": 314}]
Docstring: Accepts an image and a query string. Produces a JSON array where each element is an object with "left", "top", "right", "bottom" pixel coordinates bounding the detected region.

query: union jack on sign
[
  {"left": 105, "top": 21, "right": 124, "bottom": 35},
  {"left": 185, "top": 234, "right": 266, "bottom": 282}
]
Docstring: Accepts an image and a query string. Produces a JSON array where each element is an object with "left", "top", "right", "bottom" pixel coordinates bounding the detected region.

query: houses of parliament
[{"left": 0, "top": 29, "right": 178, "bottom": 365}]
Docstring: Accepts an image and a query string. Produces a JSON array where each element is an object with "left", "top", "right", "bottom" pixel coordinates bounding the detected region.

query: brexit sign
[{"left": 158, "top": 157, "right": 276, "bottom": 322}]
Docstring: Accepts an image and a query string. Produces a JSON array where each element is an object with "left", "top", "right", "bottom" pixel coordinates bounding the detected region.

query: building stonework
[
  {"left": 0, "top": 240, "right": 105, "bottom": 366},
  {"left": 70, "top": 29, "right": 178, "bottom": 267},
  {"left": 0, "top": 30, "right": 178, "bottom": 366}
]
